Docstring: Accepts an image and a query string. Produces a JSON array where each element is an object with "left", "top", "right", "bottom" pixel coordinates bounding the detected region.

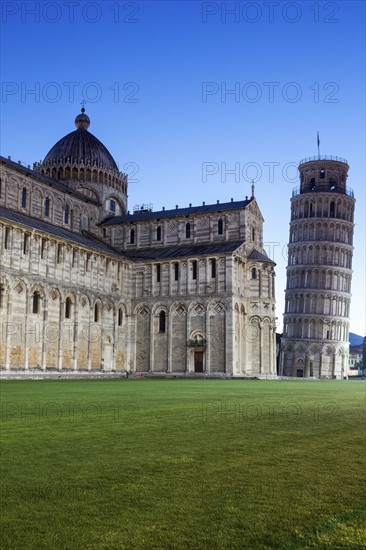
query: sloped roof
[
  {"left": 0, "top": 156, "right": 100, "bottom": 205},
  {"left": 0, "top": 206, "right": 123, "bottom": 258},
  {"left": 103, "top": 199, "right": 253, "bottom": 225},
  {"left": 123, "top": 240, "right": 245, "bottom": 261},
  {"left": 247, "top": 248, "right": 275, "bottom": 264}
]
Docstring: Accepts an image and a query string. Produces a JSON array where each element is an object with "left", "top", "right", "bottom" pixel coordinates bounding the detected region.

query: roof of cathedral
[
  {"left": 0, "top": 206, "right": 123, "bottom": 259},
  {"left": 122, "top": 241, "right": 245, "bottom": 260},
  {"left": 103, "top": 199, "right": 253, "bottom": 225},
  {"left": 247, "top": 249, "right": 274, "bottom": 263},
  {"left": 42, "top": 109, "right": 119, "bottom": 172}
]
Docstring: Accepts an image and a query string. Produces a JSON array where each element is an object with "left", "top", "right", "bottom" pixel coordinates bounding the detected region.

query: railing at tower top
[
  {"left": 299, "top": 155, "right": 348, "bottom": 165},
  {"left": 292, "top": 185, "right": 354, "bottom": 197}
]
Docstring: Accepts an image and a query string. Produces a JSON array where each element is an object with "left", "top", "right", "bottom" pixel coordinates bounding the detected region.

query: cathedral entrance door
[{"left": 194, "top": 351, "right": 204, "bottom": 373}]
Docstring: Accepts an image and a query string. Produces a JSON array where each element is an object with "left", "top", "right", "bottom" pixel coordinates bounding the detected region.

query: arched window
[
  {"left": 23, "top": 233, "right": 29, "bottom": 254},
  {"left": 252, "top": 228, "right": 255, "bottom": 241},
  {"left": 57, "top": 244, "right": 62, "bottom": 263},
  {"left": 118, "top": 307, "right": 123, "bottom": 326},
  {"left": 32, "top": 291, "right": 40, "bottom": 314},
  {"left": 330, "top": 201, "right": 335, "bottom": 217},
  {"left": 174, "top": 262, "right": 179, "bottom": 281},
  {"left": 156, "top": 226, "right": 162, "bottom": 241},
  {"left": 159, "top": 311, "right": 166, "bottom": 333},
  {"left": 251, "top": 267, "right": 257, "bottom": 279},
  {"left": 211, "top": 258, "right": 216, "bottom": 278},
  {"left": 320, "top": 169, "right": 325, "bottom": 179},
  {"left": 44, "top": 197, "right": 50, "bottom": 217},
  {"left": 65, "top": 297, "right": 72, "bottom": 319},
  {"left": 185, "top": 222, "right": 191, "bottom": 238},
  {"left": 64, "top": 204, "right": 69, "bottom": 224},
  {"left": 4, "top": 227, "right": 10, "bottom": 249},
  {"left": 192, "top": 260, "right": 197, "bottom": 280},
  {"left": 94, "top": 303, "right": 100, "bottom": 323},
  {"left": 218, "top": 218, "right": 223, "bottom": 235},
  {"left": 130, "top": 228, "right": 135, "bottom": 244},
  {"left": 156, "top": 264, "right": 161, "bottom": 282},
  {"left": 21, "top": 187, "right": 27, "bottom": 208}
]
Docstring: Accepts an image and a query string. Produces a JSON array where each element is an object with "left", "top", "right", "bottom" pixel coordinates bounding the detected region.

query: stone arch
[
  {"left": 188, "top": 330, "right": 207, "bottom": 351},
  {"left": 117, "top": 303, "right": 127, "bottom": 327},
  {"left": 75, "top": 294, "right": 91, "bottom": 370},
  {"left": 78, "top": 293, "right": 91, "bottom": 309},
  {"left": 170, "top": 302, "right": 187, "bottom": 316},
  {"left": 31, "top": 187, "right": 43, "bottom": 217},
  {"left": 152, "top": 302, "right": 169, "bottom": 316},
  {"left": 6, "top": 278, "right": 28, "bottom": 368},
  {"left": 135, "top": 304, "right": 151, "bottom": 372},
  {"left": 169, "top": 302, "right": 187, "bottom": 373},
  {"left": 134, "top": 303, "right": 151, "bottom": 316},
  {"left": 294, "top": 341, "right": 307, "bottom": 356},
  {"left": 209, "top": 301, "right": 226, "bottom": 314},
  {"left": 63, "top": 291, "right": 75, "bottom": 321},
  {"left": 308, "top": 342, "right": 321, "bottom": 358},
  {"left": 93, "top": 299, "right": 102, "bottom": 323},
  {"left": 64, "top": 166, "right": 71, "bottom": 180},
  {"left": 63, "top": 288, "right": 75, "bottom": 301},
  {"left": 294, "top": 357, "right": 305, "bottom": 377},
  {"left": 105, "top": 194, "right": 123, "bottom": 213},
  {"left": 30, "top": 282, "right": 45, "bottom": 298},
  {"left": 323, "top": 343, "right": 336, "bottom": 356},
  {"left": 8, "top": 176, "right": 19, "bottom": 188},
  {"left": 105, "top": 299, "right": 115, "bottom": 314},
  {"left": 0, "top": 273, "right": 11, "bottom": 292},
  {"left": 55, "top": 197, "right": 63, "bottom": 215},
  {"left": 117, "top": 302, "right": 128, "bottom": 315},
  {"left": 102, "top": 333, "right": 114, "bottom": 372},
  {"left": 188, "top": 301, "right": 206, "bottom": 315}
]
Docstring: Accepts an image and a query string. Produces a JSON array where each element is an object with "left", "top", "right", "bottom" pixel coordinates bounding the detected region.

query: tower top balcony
[{"left": 299, "top": 155, "right": 348, "bottom": 166}]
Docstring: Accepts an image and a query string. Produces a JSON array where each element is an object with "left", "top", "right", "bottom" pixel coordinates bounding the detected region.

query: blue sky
[{"left": 1, "top": 0, "right": 365, "bottom": 335}]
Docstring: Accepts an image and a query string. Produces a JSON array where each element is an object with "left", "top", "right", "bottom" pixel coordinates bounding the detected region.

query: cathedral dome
[{"left": 42, "top": 109, "right": 118, "bottom": 171}]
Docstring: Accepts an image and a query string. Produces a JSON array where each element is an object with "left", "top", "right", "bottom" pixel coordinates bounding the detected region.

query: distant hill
[{"left": 349, "top": 333, "right": 364, "bottom": 346}]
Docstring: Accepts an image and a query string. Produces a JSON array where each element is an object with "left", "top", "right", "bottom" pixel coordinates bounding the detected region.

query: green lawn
[{"left": 0, "top": 379, "right": 365, "bottom": 549}]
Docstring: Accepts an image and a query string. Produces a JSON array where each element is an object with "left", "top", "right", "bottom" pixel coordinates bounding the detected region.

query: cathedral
[{"left": 0, "top": 109, "right": 277, "bottom": 376}]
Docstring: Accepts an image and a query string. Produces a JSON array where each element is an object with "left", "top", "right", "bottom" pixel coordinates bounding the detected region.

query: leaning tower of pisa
[{"left": 280, "top": 156, "right": 355, "bottom": 378}]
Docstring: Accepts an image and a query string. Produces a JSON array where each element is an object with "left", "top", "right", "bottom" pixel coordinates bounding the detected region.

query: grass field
[{"left": 0, "top": 379, "right": 365, "bottom": 549}]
